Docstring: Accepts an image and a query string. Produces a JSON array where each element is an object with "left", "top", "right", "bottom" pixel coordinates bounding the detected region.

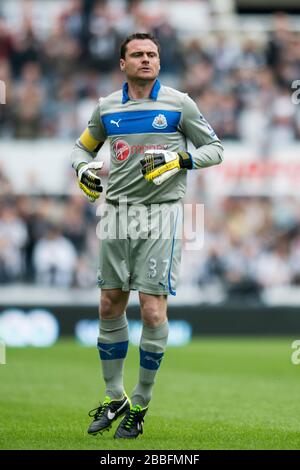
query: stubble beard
[{"left": 127, "top": 70, "right": 158, "bottom": 86}]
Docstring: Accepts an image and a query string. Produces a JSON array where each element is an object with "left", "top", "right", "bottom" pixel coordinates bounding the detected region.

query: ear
[{"left": 120, "top": 59, "right": 125, "bottom": 71}]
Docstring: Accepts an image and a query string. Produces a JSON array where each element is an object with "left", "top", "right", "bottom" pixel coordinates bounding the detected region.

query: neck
[{"left": 127, "top": 78, "right": 156, "bottom": 100}]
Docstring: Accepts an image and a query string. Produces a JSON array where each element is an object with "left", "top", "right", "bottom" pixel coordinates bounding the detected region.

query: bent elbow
[{"left": 217, "top": 143, "right": 224, "bottom": 164}]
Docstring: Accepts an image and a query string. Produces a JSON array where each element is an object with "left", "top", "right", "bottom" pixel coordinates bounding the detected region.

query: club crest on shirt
[{"left": 152, "top": 114, "right": 168, "bottom": 129}]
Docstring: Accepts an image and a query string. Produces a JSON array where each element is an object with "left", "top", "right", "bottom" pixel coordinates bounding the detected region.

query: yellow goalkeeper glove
[
  {"left": 140, "top": 150, "right": 193, "bottom": 185},
  {"left": 77, "top": 161, "right": 103, "bottom": 202}
]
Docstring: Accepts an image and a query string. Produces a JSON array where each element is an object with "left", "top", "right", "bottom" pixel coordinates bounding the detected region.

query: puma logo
[
  {"left": 110, "top": 119, "right": 121, "bottom": 127},
  {"left": 98, "top": 346, "right": 115, "bottom": 356},
  {"left": 144, "top": 355, "right": 162, "bottom": 367}
]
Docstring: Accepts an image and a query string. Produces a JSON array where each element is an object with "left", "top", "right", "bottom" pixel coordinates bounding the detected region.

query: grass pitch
[{"left": 0, "top": 337, "right": 300, "bottom": 450}]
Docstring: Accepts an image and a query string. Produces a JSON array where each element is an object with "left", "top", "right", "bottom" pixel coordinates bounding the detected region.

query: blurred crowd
[
  {"left": 181, "top": 196, "right": 300, "bottom": 299},
  {"left": 1, "top": 0, "right": 300, "bottom": 298},
  {"left": 0, "top": 0, "right": 300, "bottom": 150},
  {"left": 0, "top": 173, "right": 98, "bottom": 287},
  {"left": 1, "top": 171, "right": 300, "bottom": 296}
]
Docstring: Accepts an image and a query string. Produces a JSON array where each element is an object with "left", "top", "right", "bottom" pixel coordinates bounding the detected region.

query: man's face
[{"left": 120, "top": 39, "right": 160, "bottom": 82}]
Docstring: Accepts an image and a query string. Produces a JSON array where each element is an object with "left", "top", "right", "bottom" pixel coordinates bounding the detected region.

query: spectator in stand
[
  {"left": 11, "top": 61, "right": 45, "bottom": 138},
  {"left": 86, "top": 0, "right": 120, "bottom": 72},
  {"left": 32, "top": 224, "right": 78, "bottom": 287},
  {"left": 10, "top": 18, "right": 40, "bottom": 78},
  {"left": 0, "top": 203, "right": 28, "bottom": 282},
  {"left": 0, "top": 15, "right": 14, "bottom": 61}
]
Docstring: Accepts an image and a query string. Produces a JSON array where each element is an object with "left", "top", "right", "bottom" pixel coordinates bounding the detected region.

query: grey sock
[
  {"left": 131, "top": 321, "right": 169, "bottom": 408},
  {"left": 97, "top": 313, "right": 129, "bottom": 399}
]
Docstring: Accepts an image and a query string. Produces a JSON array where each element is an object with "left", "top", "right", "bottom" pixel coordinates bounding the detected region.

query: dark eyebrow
[{"left": 130, "top": 51, "right": 158, "bottom": 56}]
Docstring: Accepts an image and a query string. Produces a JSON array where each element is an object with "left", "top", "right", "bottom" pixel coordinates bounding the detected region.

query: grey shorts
[{"left": 97, "top": 200, "right": 183, "bottom": 295}]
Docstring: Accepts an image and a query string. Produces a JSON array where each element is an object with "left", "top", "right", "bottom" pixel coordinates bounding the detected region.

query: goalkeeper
[{"left": 70, "top": 32, "right": 223, "bottom": 440}]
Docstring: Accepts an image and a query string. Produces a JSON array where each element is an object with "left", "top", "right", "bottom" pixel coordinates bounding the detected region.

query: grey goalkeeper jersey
[{"left": 71, "top": 80, "right": 223, "bottom": 204}]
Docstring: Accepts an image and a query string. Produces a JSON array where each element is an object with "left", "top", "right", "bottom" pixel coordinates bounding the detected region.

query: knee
[
  {"left": 99, "top": 293, "right": 124, "bottom": 319},
  {"left": 141, "top": 303, "right": 166, "bottom": 327}
]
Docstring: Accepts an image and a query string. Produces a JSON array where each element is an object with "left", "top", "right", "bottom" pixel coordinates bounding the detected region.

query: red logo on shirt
[{"left": 113, "top": 140, "right": 131, "bottom": 161}]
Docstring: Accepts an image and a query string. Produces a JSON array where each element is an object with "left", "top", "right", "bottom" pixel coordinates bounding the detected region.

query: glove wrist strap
[{"left": 178, "top": 151, "right": 193, "bottom": 170}]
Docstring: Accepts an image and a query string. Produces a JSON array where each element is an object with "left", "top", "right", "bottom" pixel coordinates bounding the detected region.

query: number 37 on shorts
[{"left": 97, "top": 201, "right": 182, "bottom": 295}]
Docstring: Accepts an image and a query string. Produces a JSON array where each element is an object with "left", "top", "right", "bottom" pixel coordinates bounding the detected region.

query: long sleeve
[
  {"left": 178, "top": 94, "right": 224, "bottom": 169},
  {"left": 70, "top": 103, "right": 106, "bottom": 171}
]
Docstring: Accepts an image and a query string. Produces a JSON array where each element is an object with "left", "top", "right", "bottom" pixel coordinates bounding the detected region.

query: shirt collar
[{"left": 122, "top": 79, "right": 161, "bottom": 104}]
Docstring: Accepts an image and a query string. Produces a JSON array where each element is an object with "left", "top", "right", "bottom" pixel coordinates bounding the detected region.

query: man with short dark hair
[{"left": 71, "top": 32, "right": 223, "bottom": 439}]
